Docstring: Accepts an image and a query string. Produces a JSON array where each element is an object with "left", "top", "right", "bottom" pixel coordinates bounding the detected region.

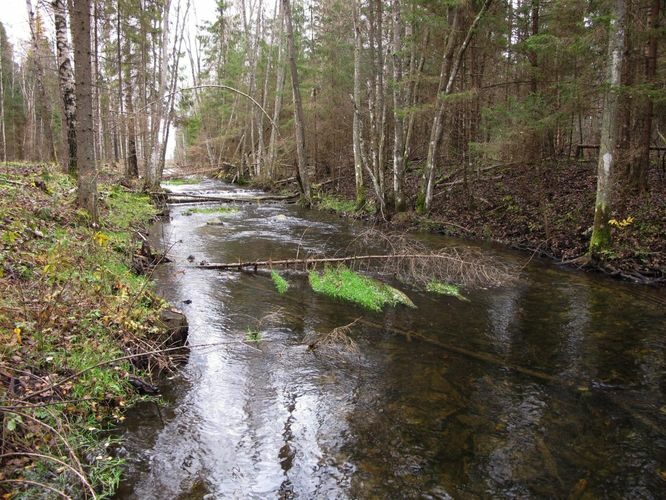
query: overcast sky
[{"left": 1, "top": 0, "right": 220, "bottom": 54}]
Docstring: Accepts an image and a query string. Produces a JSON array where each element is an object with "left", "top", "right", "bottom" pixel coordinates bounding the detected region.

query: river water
[{"left": 116, "top": 180, "right": 665, "bottom": 499}]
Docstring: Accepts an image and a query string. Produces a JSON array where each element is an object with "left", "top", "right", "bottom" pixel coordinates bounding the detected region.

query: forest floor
[
  {"left": 312, "top": 160, "right": 665, "bottom": 284},
  {"left": 0, "top": 163, "right": 181, "bottom": 498}
]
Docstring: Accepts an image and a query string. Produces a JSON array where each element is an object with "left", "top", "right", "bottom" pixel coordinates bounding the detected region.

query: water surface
[{"left": 117, "top": 180, "right": 666, "bottom": 498}]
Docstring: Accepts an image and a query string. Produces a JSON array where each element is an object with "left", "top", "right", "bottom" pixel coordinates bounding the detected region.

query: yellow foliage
[
  {"left": 93, "top": 231, "right": 111, "bottom": 247},
  {"left": 13, "top": 327, "right": 21, "bottom": 345},
  {"left": 608, "top": 216, "right": 634, "bottom": 229}
]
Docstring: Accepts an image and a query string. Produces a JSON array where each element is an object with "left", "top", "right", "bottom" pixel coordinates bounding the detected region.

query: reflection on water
[{"left": 116, "top": 180, "right": 666, "bottom": 498}]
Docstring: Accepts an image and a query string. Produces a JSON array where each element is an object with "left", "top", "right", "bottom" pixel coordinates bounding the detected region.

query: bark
[
  {"left": 0, "top": 33, "right": 6, "bottom": 163},
  {"left": 25, "top": 0, "right": 58, "bottom": 162},
  {"left": 52, "top": 0, "right": 77, "bottom": 175},
  {"left": 123, "top": 18, "right": 138, "bottom": 178},
  {"left": 391, "top": 0, "right": 406, "bottom": 212},
  {"left": 71, "top": 0, "right": 98, "bottom": 222},
  {"left": 147, "top": 0, "right": 172, "bottom": 189},
  {"left": 267, "top": 0, "right": 286, "bottom": 179},
  {"left": 352, "top": 0, "right": 366, "bottom": 209},
  {"left": 630, "top": 0, "right": 660, "bottom": 191},
  {"left": 417, "top": 0, "right": 493, "bottom": 214},
  {"left": 589, "top": 0, "right": 626, "bottom": 257},
  {"left": 282, "top": 0, "right": 311, "bottom": 203}
]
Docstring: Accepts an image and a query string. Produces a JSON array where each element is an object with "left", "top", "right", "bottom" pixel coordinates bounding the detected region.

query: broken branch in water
[
  {"left": 194, "top": 251, "right": 513, "bottom": 288},
  {"left": 164, "top": 192, "right": 299, "bottom": 204}
]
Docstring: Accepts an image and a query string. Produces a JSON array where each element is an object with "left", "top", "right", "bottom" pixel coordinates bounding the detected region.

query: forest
[
  {"left": 0, "top": 0, "right": 665, "bottom": 498},
  {"left": 0, "top": 0, "right": 664, "bottom": 278}
]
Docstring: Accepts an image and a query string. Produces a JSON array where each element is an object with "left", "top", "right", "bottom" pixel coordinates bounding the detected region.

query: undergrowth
[
  {"left": 308, "top": 265, "right": 415, "bottom": 312},
  {"left": 316, "top": 194, "right": 358, "bottom": 214},
  {"left": 0, "top": 162, "right": 171, "bottom": 498}
]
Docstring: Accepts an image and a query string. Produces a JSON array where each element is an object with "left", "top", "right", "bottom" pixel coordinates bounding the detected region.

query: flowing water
[{"left": 116, "top": 180, "right": 666, "bottom": 499}]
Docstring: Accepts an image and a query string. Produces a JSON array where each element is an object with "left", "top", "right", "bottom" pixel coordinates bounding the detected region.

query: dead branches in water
[
  {"left": 195, "top": 229, "right": 515, "bottom": 289},
  {"left": 305, "top": 318, "right": 361, "bottom": 354}
]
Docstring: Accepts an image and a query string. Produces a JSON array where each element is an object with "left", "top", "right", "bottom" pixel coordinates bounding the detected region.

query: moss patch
[{"left": 309, "top": 266, "right": 415, "bottom": 312}]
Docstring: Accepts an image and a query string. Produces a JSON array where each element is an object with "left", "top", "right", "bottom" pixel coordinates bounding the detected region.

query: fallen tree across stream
[
  {"left": 194, "top": 253, "right": 513, "bottom": 289},
  {"left": 164, "top": 192, "right": 299, "bottom": 204}
]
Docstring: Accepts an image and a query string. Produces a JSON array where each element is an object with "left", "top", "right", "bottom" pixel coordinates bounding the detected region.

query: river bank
[
  {"left": 280, "top": 160, "right": 665, "bottom": 285},
  {"left": 0, "top": 163, "right": 185, "bottom": 497}
]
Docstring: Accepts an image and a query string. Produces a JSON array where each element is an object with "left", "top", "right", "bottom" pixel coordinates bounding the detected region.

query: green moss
[
  {"left": 309, "top": 266, "right": 415, "bottom": 312},
  {"left": 183, "top": 206, "right": 239, "bottom": 216},
  {"left": 271, "top": 270, "right": 289, "bottom": 294},
  {"left": 426, "top": 280, "right": 469, "bottom": 302},
  {"left": 415, "top": 191, "right": 427, "bottom": 214}
]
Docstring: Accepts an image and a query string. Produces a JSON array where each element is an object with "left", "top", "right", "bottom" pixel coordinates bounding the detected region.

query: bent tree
[{"left": 589, "top": 0, "right": 626, "bottom": 258}]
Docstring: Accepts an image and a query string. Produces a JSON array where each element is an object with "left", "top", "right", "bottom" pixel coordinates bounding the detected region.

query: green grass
[
  {"left": 309, "top": 266, "right": 415, "bottom": 312},
  {"left": 183, "top": 206, "right": 239, "bottom": 216},
  {"left": 318, "top": 194, "right": 358, "bottom": 214},
  {"left": 426, "top": 280, "right": 469, "bottom": 301},
  {"left": 271, "top": 270, "right": 289, "bottom": 294},
  {"left": 245, "top": 327, "right": 261, "bottom": 342},
  {"left": 0, "top": 164, "right": 170, "bottom": 498},
  {"left": 162, "top": 177, "right": 202, "bottom": 185}
]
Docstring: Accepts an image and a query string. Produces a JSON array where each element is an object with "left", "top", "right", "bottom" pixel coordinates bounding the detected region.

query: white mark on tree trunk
[{"left": 603, "top": 152, "right": 612, "bottom": 175}]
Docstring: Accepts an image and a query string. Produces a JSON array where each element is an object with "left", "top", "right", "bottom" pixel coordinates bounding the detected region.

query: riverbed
[{"left": 116, "top": 180, "right": 666, "bottom": 498}]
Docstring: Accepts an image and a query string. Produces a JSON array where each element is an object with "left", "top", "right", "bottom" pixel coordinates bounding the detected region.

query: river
[{"left": 115, "top": 180, "right": 666, "bottom": 499}]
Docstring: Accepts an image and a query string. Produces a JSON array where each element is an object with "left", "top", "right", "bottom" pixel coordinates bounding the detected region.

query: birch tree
[{"left": 52, "top": 0, "right": 77, "bottom": 175}]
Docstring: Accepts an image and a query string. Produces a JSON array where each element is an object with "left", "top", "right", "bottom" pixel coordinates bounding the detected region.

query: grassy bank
[{"left": 0, "top": 163, "right": 176, "bottom": 497}]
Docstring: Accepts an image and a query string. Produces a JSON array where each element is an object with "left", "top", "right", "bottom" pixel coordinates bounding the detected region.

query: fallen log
[
  {"left": 166, "top": 192, "right": 299, "bottom": 204},
  {"left": 194, "top": 253, "right": 475, "bottom": 270},
  {"left": 192, "top": 251, "right": 513, "bottom": 289}
]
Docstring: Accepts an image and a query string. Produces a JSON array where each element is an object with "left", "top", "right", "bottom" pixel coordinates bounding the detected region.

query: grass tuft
[
  {"left": 183, "top": 206, "right": 239, "bottom": 216},
  {"left": 426, "top": 280, "right": 469, "bottom": 301},
  {"left": 271, "top": 270, "right": 289, "bottom": 294},
  {"left": 162, "top": 177, "right": 202, "bottom": 185},
  {"left": 309, "top": 265, "right": 415, "bottom": 311}
]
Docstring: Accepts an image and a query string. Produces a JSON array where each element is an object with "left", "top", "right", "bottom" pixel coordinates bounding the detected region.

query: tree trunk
[
  {"left": 267, "top": 0, "right": 286, "bottom": 179},
  {"left": 0, "top": 32, "right": 6, "bottom": 163},
  {"left": 589, "top": 0, "right": 626, "bottom": 257},
  {"left": 71, "top": 0, "right": 98, "bottom": 222},
  {"left": 391, "top": 0, "right": 406, "bottom": 212},
  {"left": 25, "top": 0, "right": 58, "bottom": 163},
  {"left": 53, "top": 0, "right": 77, "bottom": 175},
  {"left": 123, "top": 19, "right": 138, "bottom": 178},
  {"left": 417, "top": 0, "right": 492, "bottom": 214},
  {"left": 630, "top": 0, "right": 659, "bottom": 191},
  {"left": 352, "top": 0, "right": 366, "bottom": 209},
  {"left": 282, "top": 0, "right": 311, "bottom": 203}
]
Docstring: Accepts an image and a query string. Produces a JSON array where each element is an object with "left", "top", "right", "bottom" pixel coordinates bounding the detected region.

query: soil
[{"left": 318, "top": 160, "right": 666, "bottom": 284}]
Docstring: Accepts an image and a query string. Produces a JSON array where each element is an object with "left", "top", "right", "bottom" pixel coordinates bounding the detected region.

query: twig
[
  {"left": 0, "top": 479, "right": 71, "bottom": 499},
  {"left": 21, "top": 340, "right": 264, "bottom": 401},
  {"left": 0, "top": 452, "right": 96, "bottom": 499}
]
